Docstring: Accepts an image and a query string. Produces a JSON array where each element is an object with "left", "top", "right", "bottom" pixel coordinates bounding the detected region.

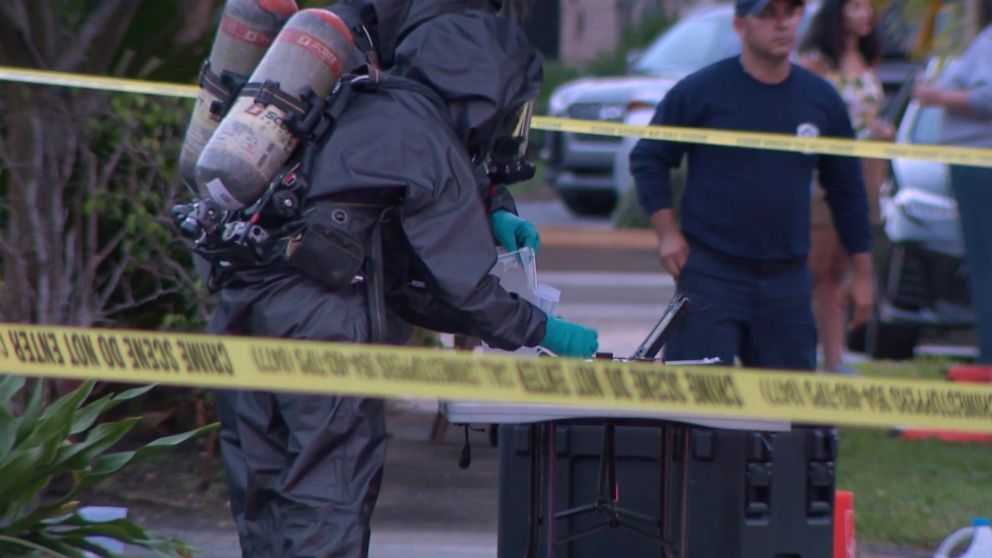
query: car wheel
[
  {"left": 865, "top": 317, "right": 919, "bottom": 360},
  {"left": 847, "top": 314, "right": 920, "bottom": 359},
  {"left": 862, "top": 241, "right": 920, "bottom": 360},
  {"left": 847, "top": 324, "right": 867, "bottom": 353},
  {"left": 559, "top": 190, "right": 617, "bottom": 217}
]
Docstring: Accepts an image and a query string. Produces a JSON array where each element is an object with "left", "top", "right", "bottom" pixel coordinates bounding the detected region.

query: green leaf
[
  {"left": 0, "top": 376, "right": 26, "bottom": 405},
  {"left": 41, "top": 514, "right": 190, "bottom": 557},
  {"left": 37, "top": 381, "right": 95, "bottom": 422},
  {"left": 60, "top": 418, "right": 142, "bottom": 472},
  {"left": 20, "top": 503, "right": 80, "bottom": 531},
  {"left": 0, "top": 445, "right": 48, "bottom": 520},
  {"left": 86, "top": 451, "right": 135, "bottom": 477},
  {"left": 0, "top": 534, "right": 75, "bottom": 558},
  {"left": 0, "top": 412, "right": 17, "bottom": 460},
  {"left": 0, "top": 376, "right": 31, "bottom": 461},
  {"left": 31, "top": 532, "right": 90, "bottom": 558},
  {"left": 69, "top": 394, "right": 115, "bottom": 436},
  {"left": 13, "top": 380, "right": 47, "bottom": 443},
  {"left": 69, "top": 382, "right": 155, "bottom": 437},
  {"left": 56, "top": 537, "right": 115, "bottom": 558},
  {"left": 73, "top": 423, "right": 218, "bottom": 497},
  {"left": 111, "top": 384, "right": 157, "bottom": 403},
  {"left": 1, "top": 476, "right": 53, "bottom": 527},
  {"left": 14, "top": 382, "right": 96, "bottom": 476},
  {"left": 47, "top": 515, "right": 147, "bottom": 539},
  {"left": 138, "top": 423, "right": 220, "bottom": 456}
]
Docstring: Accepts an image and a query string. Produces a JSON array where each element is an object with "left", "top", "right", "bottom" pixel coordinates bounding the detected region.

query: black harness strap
[
  {"left": 198, "top": 60, "right": 248, "bottom": 118},
  {"left": 181, "top": 71, "right": 387, "bottom": 293}
]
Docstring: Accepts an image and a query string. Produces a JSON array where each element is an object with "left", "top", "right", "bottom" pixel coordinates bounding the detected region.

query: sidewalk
[
  {"left": 121, "top": 401, "right": 930, "bottom": 558},
  {"left": 126, "top": 402, "right": 497, "bottom": 558}
]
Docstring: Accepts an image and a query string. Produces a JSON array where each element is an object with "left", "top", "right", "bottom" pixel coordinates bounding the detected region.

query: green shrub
[
  {"left": 0, "top": 377, "right": 217, "bottom": 557},
  {"left": 538, "top": 61, "right": 583, "bottom": 111}
]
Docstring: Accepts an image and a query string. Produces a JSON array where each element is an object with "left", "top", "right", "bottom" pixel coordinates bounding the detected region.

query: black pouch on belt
[{"left": 285, "top": 221, "right": 365, "bottom": 290}]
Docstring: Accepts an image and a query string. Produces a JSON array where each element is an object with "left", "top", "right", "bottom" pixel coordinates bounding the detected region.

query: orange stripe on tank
[
  {"left": 258, "top": 0, "right": 299, "bottom": 16},
  {"left": 220, "top": 16, "right": 276, "bottom": 48},
  {"left": 277, "top": 28, "right": 345, "bottom": 76},
  {"left": 299, "top": 9, "right": 355, "bottom": 46}
]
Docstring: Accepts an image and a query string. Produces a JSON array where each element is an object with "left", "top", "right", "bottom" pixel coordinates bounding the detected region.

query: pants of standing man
[
  {"left": 663, "top": 242, "right": 818, "bottom": 371},
  {"left": 950, "top": 164, "right": 992, "bottom": 364},
  {"left": 221, "top": 391, "right": 387, "bottom": 558}
]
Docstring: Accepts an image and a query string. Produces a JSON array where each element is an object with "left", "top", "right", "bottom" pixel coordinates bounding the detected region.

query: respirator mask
[{"left": 486, "top": 99, "right": 536, "bottom": 186}]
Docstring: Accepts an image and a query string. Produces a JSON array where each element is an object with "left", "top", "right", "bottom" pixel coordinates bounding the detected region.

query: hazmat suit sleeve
[
  {"left": 477, "top": 163, "right": 518, "bottom": 215},
  {"left": 393, "top": 138, "right": 546, "bottom": 351},
  {"left": 487, "top": 185, "right": 517, "bottom": 215}
]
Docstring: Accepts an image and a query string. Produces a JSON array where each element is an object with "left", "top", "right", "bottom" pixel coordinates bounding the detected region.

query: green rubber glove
[
  {"left": 490, "top": 210, "right": 541, "bottom": 253},
  {"left": 540, "top": 316, "right": 599, "bottom": 358}
]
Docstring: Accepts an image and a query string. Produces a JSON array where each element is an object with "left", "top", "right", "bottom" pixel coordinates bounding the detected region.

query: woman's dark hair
[
  {"left": 982, "top": 0, "right": 992, "bottom": 28},
  {"left": 799, "top": 0, "right": 881, "bottom": 68}
]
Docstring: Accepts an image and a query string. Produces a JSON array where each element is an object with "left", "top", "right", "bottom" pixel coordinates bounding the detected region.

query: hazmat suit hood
[
  {"left": 389, "top": 11, "right": 542, "bottom": 161},
  {"left": 331, "top": 0, "right": 503, "bottom": 68}
]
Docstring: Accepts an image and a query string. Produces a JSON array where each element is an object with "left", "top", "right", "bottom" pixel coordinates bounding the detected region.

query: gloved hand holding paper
[
  {"left": 540, "top": 316, "right": 599, "bottom": 358},
  {"left": 490, "top": 210, "right": 540, "bottom": 253}
]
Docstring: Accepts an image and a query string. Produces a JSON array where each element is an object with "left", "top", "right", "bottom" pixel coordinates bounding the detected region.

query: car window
[
  {"left": 909, "top": 106, "right": 944, "bottom": 144},
  {"left": 632, "top": 12, "right": 737, "bottom": 75}
]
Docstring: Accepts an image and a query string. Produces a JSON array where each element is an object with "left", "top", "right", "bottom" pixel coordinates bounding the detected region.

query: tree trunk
[{"left": 0, "top": 0, "right": 216, "bottom": 327}]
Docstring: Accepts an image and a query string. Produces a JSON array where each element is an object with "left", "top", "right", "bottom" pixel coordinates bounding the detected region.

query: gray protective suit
[
  {"left": 333, "top": 0, "right": 504, "bottom": 68},
  {"left": 331, "top": 0, "right": 520, "bottom": 215},
  {"left": 209, "top": 9, "right": 543, "bottom": 558}
]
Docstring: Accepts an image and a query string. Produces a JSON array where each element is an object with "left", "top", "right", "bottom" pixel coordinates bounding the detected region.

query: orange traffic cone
[
  {"left": 834, "top": 491, "right": 856, "bottom": 558},
  {"left": 898, "top": 430, "right": 992, "bottom": 443},
  {"left": 947, "top": 364, "right": 992, "bottom": 384},
  {"left": 898, "top": 364, "right": 992, "bottom": 442}
]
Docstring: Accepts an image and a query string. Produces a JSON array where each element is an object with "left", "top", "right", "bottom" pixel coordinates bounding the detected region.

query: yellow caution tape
[
  {"left": 2, "top": 65, "right": 989, "bottom": 168},
  {"left": 532, "top": 116, "right": 992, "bottom": 169},
  {"left": 3, "top": 323, "right": 992, "bottom": 433},
  {"left": 0, "top": 66, "right": 198, "bottom": 99}
]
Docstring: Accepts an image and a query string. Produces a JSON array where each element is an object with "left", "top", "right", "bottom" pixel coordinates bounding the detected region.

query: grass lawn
[{"left": 838, "top": 357, "right": 992, "bottom": 549}]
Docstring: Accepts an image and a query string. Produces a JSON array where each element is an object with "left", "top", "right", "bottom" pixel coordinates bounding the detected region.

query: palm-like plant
[{"left": 0, "top": 377, "right": 217, "bottom": 558}]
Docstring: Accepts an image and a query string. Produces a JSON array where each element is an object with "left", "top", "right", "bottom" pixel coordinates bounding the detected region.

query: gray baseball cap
[{"left": 735, "top": 0, "right": 804, "bottom": 16}]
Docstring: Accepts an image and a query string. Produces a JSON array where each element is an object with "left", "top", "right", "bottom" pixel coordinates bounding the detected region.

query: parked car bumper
[
  {"left": 544, "top": 77, "right": 677, "bottom": 215},
  {"left": 544, "top": 129, "right": 626, "bottom": 215}
]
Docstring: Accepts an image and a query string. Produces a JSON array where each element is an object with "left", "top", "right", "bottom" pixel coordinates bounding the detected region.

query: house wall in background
[
  {"left": 558, "top": 0, "right": 669, "bottom": 65},
  {"left": 559, "top": 0, "right": 622, "bottom": 65}
]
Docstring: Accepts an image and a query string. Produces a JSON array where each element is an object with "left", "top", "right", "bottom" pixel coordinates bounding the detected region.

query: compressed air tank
[
  {"left": 195, "top": 9, "right": 355, "bottom": 210},
  {"left": 177, "top": 0, "right": 300, "bottom": 193}
]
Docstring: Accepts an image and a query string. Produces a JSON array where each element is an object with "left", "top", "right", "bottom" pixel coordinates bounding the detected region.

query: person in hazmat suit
[
  {"left": 205, "top": 6, "right": 600, "bottom": 558},
  {"left": 207, "top": 0, "right": 507, "bottom": 511},
  {"left": 206, "top": 0, "right": 545, "bottom": 547}
]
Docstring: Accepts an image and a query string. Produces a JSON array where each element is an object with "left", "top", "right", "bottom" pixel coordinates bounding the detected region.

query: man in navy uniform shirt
[{"left": 629, "top": 0, "right": 873, "bottom": 370}]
